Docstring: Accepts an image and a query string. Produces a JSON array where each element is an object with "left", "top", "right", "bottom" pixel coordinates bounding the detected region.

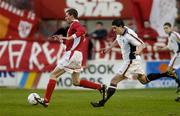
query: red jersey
[{"left": 65, "top": 20, "right": 86, "bottom": 52}]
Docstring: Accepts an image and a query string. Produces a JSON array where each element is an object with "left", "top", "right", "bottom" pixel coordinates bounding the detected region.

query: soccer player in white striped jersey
[
  {"left": 91, "top": 19, "right": 180, "bottom": 107},
  {"left": 161, "top": 22, "right": 180, "bottom": 91}
]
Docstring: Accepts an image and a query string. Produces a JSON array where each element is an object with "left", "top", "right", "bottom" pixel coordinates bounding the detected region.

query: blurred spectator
[
  {"left": 39, "top": 21, "right": 57, "bottom": 37},
  {"left": 176, "top": 0, "right": 180, "bottom": 14},
  {"left": 89, "top": 22, "right": 107, "bottom": 40},
  {"left": 82, "top": 24, "right": 88, "bottom": 36},
  {"left": 106, "top": 28, "right": 116, "bottom": 42},
  {"left": 173, "top": 25, "right": 180, "bottom": 33},
  {"left": 174, "top": 0, "right": 180, "bottom": 33},
  {"left": 138, "top": 21, "right": 159, "bottom": 44},
  {"left": 81, "top": 25, "right": 92, "bottom": 60},
  {"left": 53, "top": 21, "right": 69, "bottom": 37},
  {"left": 126, "top": 19, "right": 137, "bottom": 32},
  {"left": 5, "top": 0, "right": 34, "bottom": 11},
  {"left": 88, "top": 22, "right": 108, "bottom": 59},
  {"left": 84, "top": 24, "right": 93, "bottom": 60}
]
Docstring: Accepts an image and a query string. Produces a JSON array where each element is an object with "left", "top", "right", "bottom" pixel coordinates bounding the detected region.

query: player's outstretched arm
[
  {"left": 49, "top": 35, "right": 74, "bottom": 41},
  {"left": 101, "top": 39, "right": 118, "bottom": 54},
  {"left": 59, "top": 36, "right": 72, "bottom": 40},
  {"left": 48, "top": 35, "right": 64, "bottom": 43}
]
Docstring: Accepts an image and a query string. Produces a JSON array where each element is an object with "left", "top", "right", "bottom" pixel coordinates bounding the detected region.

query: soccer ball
[{"left": 27, "top": 93, "right": 40, "bottom": 105}]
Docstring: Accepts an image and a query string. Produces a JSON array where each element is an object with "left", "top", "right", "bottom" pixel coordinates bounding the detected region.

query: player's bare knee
[
  {"left": 71, "top": 72, "right": 80, "bottom": 86},
  {"left": 111, "top": 74, "right": 124, "bottom": 84},
  {"left": 72, "top": 81, "right": 80, "bottom": 86},
  {"left": 111, "top": 79, "right": 118, "bottom": 85},
  {"left": 139, "top": 80, "right": 148, "bottom": 85},
  {"left": 137, "top": 74, "right": 148, "bottom": 85},
  {"left": 50, "top": 73, "right": 59, "bottom": 78},
  {"left": 138, "top": 77, "right": 148, "bottom": 84},
  {"left": 72, "top": 79, "right": 80, "bottom": 86}
]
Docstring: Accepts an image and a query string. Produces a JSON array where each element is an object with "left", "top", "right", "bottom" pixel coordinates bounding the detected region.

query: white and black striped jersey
[
  {"left": 116, "top": 26, "right": 144, "bottom": 60},
  {"left": 167, "top": 31, "right": 180, "bottom": 53}
]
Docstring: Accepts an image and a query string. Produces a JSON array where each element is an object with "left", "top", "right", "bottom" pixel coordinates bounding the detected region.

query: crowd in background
[
  {"left": 2, "top": 0, "right": 180, "bottom": 60},
  {"left": 175, "top": 0, "right": 180, "bottom": 33}
]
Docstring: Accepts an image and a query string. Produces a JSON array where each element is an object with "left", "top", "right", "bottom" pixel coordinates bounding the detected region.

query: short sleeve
[{"left": 127, "top": 34, "right": 144, "bottom": 46}]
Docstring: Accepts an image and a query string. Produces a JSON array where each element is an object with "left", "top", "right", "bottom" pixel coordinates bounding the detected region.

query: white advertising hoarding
[
  {"left": 0, "top": 72, "right": 17, "bottom": 86},
  {"left": 1, "top": 60, "right": 178, "bottom": 89},
  {"left": 33, "top": 60, "right": 146, "bottom": 89}
]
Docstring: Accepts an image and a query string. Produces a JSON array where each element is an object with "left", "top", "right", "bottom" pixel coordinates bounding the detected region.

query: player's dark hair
[
  {"left": 112, "top": 19, "right": 124, "bottom": 27},
  {"left": 66, "top": 8, "right": 78, "bottom": 19},
  {"left": 163, "top": 22, "right": 172, "bottom": 27},
  {"left": 96, "top": 21, "right": 103, "bottom": 26}
]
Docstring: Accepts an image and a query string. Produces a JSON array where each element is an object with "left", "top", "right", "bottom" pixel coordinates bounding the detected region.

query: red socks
[
  {"left": 44, "top": 79, "right": 101, "bottom": 103},
  {"left": 44, "top": 79, "right": 56, "bottom": 103},
  {"left": 80, "top": 80, "right": 101, "bottom": 90}
]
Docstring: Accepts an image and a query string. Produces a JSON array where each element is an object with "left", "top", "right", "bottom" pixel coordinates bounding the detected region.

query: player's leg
[
  {"left": 167, "top": 67, "right": 180, "bottom": 88},
  {"left": 167, "top": 54, "right": 180, "bottom": 92},
  {"left": 104, "top": 74, "right": 126, "bottom": 102},
  {"left": 137, "top": 71, "right": 179, "bottom": 85},
  {"left": 35, "top": 67, "right": 65, "bottom": 107},
  {"left": 136, "top": 74, "right": 149, "bottom": 84},
  {"left": 137, "top": 69, "right": 180, "bottom": 87},
  {"left": 146, "top": 54, "right": 180, "bottom": 88},
  {"left": 69, "top": 51, "right": 105, "bottom": 90},
  {"left": 146, "top": 54, "right": 177, "bottom": 82},
  {"left": 71, "top": 72, "right": 106, "bottom": 93},
  {"left": 91, "top": 73, "right": 126, "bottom": 107},
  {"left": 167, "top": 54, "right": 180, "bottom": 79},
  {"left": 71, "top": 72, "right": 80, "bottom": 86},
  {"left": 129, "top": 60, "right": 148, "bottom": 84},
  {"left": 44, "top": 67, "right": 65, "bottom": 103},
  {"left": 166, "top": 54, "right": 179, "bottom": 80},
  {"left": 145, "top": 68, "right": 180, "bottom": 93},
  {"left": 146, "top": 72, "right": 172, "bottom": 81},
  {"left": 91, "top": 60, "right": 131, "bottom": 107}
]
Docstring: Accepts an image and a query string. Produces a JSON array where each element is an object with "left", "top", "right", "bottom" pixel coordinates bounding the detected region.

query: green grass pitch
[{"left": 0, "top": 88, "right": 180, "bottom": 116}]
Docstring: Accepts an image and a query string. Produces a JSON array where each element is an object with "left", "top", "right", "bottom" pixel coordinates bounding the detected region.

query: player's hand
[
  {"left": 48, "top": 35, "right": 61, "bottom": 40},
  {"left": 134, "top": 50, "right": 141, "bottom": 55},
  {"left": 157, "top": 46, "right": 164, "bottom": 50},
  {"left": 48, "top": 35, "right": 64, "bottom": 43},
  {"left": 100, "top": 47, "right": 111, "bottom": 54},
  {"left": 154, "top": 46, "right": 163, "bottom": 52},
  {"left": 59, "top": 36, "right": 67, "bottom": 40}
]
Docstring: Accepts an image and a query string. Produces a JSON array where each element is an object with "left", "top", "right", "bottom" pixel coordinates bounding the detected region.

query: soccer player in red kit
[{"left": 35, "top": 8, "right": 106, "bottom": 107}]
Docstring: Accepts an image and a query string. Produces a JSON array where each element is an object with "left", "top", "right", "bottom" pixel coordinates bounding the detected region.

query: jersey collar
[
  {"left": 169, "top": 31, "right": 172, "bottom": 36},
  {"left": 72, "top": 19, "right": 79, "bottom": 22},
  {"left": 122, "top": 28, "right": 128, "bottom": 36}
]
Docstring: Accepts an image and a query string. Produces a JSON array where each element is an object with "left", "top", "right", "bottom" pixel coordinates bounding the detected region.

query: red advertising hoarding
[{"left": 35, "top": 0, "right": 133, "bottom": 19}]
